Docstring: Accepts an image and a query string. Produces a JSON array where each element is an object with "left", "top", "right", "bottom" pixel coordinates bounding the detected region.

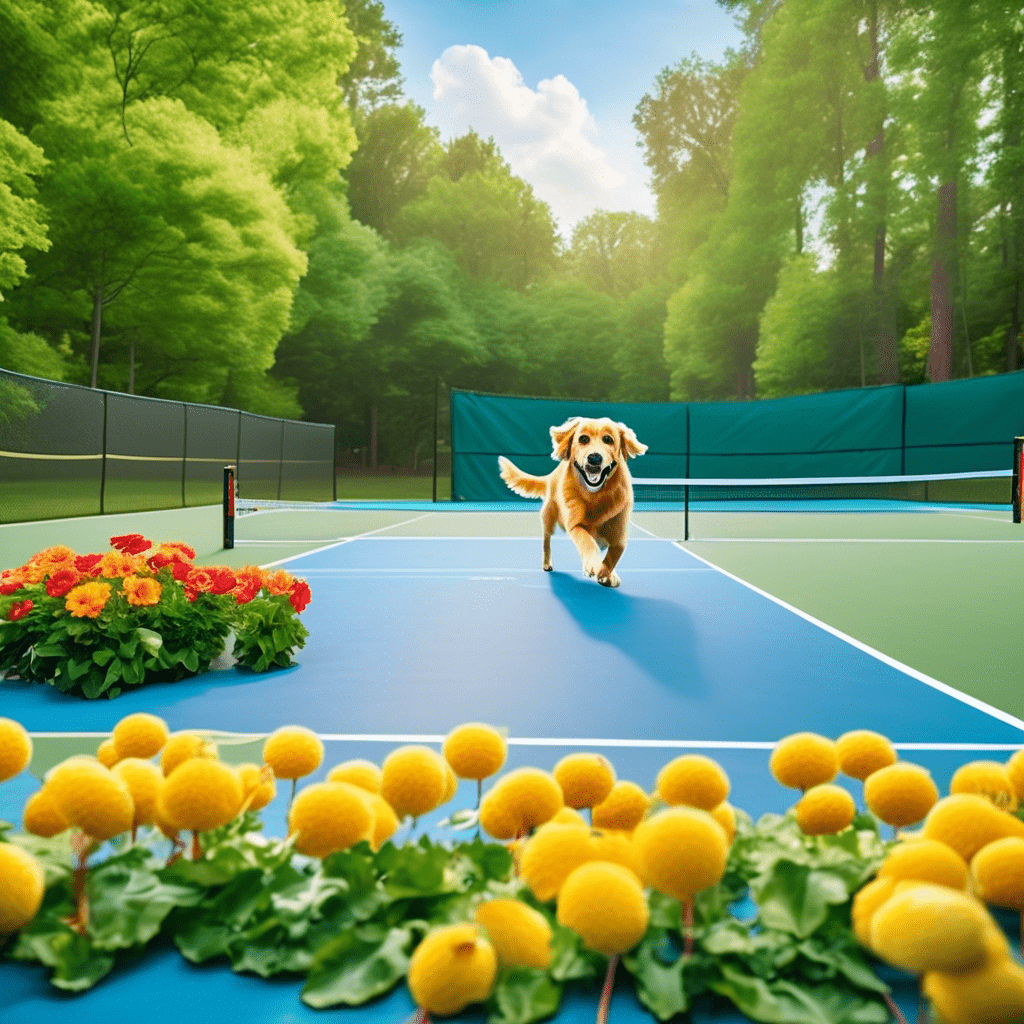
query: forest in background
[{"left": 1, "top": 0, "right": 1022, "bottom": 468}]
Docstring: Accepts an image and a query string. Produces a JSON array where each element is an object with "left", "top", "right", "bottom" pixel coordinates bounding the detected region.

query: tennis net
[{"left": 631, "top": 469, "right": 1015, "bottom": 540}]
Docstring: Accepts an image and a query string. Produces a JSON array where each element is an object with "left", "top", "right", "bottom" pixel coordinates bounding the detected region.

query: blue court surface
[{"left": 2, "top": 521, "right": 1023, "bottom": 1023}]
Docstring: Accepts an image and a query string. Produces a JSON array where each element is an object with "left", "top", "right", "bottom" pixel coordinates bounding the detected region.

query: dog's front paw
[
  {"left": 597, "top": 570, "right": 621, "bottom": 588},
  {"left": 583, "top": 558, "right": 601, "bottom": 578}
]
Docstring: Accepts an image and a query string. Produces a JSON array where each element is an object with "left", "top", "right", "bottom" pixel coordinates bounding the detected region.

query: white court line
[
  {"left": 26, "top": 731, "right": 1024, "bottom": 750},
  {"left": 630, "top": 520, "right": 1024, "bottom": 735},
  {"left": 292, "top": 566, "right": 713, "bottom": 574},
  {"left": 258, "top": 512, "right": 436, "bottom": 567}
]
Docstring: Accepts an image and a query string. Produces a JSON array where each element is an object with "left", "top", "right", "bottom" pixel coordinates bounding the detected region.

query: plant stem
[
  {"left": 192, "top": 830, "right": 202, "bottom": 861},
  {"left": 596, "top": 954, "right": 618, "bottom": 1024},
  {"left": 883, "top": 992, "right": 909, "bottom": 1024},
  {"left": 683, "top": 898, "right": 694, "bottom": 958}
]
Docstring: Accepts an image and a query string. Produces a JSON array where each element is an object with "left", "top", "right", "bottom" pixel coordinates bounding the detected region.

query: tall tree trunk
[
  {"left": 1004, "top": 31, "right": 1023, "bottom": 372},
  {"left": 864, "top": 2, "right": 900, "bottom": 383},
  {"left": 89, "top": 282, "right": 103, "bottom": 389},
  {"left": 929, "top": 179, "right": 957, "bottom": 381}
]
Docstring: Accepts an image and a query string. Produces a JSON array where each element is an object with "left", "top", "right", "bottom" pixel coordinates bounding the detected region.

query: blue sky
[{"left": 382, "top": 0, "right": 745, "bottom": 238}]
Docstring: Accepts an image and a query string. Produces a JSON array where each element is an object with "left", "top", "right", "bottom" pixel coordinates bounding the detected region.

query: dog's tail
[{"left": 498, "top": 456, "right": 548, "bottom": 498}]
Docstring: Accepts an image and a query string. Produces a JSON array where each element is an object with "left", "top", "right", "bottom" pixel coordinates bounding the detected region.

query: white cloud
[{"left": 428, "top": 45, "right": 652, "bottom": 236}]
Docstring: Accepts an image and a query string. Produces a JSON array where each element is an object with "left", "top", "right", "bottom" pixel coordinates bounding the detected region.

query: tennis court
[{"left": 2, "top": 482, "right": 1024, "bottom": 1023}]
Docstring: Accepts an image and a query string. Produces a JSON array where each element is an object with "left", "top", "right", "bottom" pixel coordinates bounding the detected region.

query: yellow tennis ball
[
  {"left": 657, "top": 754, "right": 730, "bottom": 810},
  {"left": 475, "top": 899, "right": 553, "bottom": 969},
  {"left": 380, "top": 745, "right": 446, "bottom": 819},
  {"left": 0, "top": 718, "right": 32, "bottom": 783},
  {"left": 326, "top": 759, "right": 382, "bottom": 793},
  {"left": 851, "top": 876, "right": 897, "bottom": 948},
  {"left": 262, "top": 726, "right": 323, "bottom": 781},
  {"left": 794, "top": 784, "right": 856, "bottom": 836},
  {"left": 864, "top": 762, "right": 940, "bottom": 827},
  {"left": 483, "top": 767, "right": 564, "bottom": 837},
  {"left": 112, "top": 758, "right": 163, "bottom": 828},
  {"left": 557, "top": 861, "right": 649, "bottom": 955},
  {"left": 632, "top": 806, "right": 728, "bottom": 902},
  {"left": 1006, "top": 749, "right": 1024, "bottom": 802},
  {"left": 553, "top": 753, "right": 616, "bottom": 809},
  {"left": 159, "top": 758, "right": 243, "bottom": 833},
  {"left": 288, "top": 781, "right": 373, "bottom": 858},
  {"left": 769, "top": 733, "right": 838, "bottom": 791},
  {"left": 160, "top": 732, "right": 217, "bottom": 776},
  {"left": 22, "top": 787, "right": 69, "bottom": 838},
  {"left": 0, "top": 843, "right": 45, "bottom": 934},
  {"left": 923, "top": 951, "right": 1024, "bottom": 1023},
  {"left": 519, "top": 822, "right": 594, "bottom": 902},
  {"left": 46, "top": 757, "right": 134, "bottom": 842},
  {"left": 407, "top": 924, "right": 497, "bottom": 1016},
  {"left": 592, "top": 780, "right": 651, "bottom": 831},
  {"left": 878, "top": 838, "right": 969, "bottom": 891},
  {"left": 440, "top": 762, "right": 459, "bottom": 805},
  {"left": 835, "top": 730, "right": 897, "bottom": 781},
  {"left": 950, "top": 760, "right": 1018, "bottom": 812},
  {"left": 96, "top": 738, "right": 121, "bottom": 768},
  {"left": 443, "top": 723, "right": 507, "bottom": 781},
  {"left": 551, "top": 807, "right": 588, "bottom": 826},
  {"left": 112, "top": 712, "right": 169, "bottom": 760},
  {"left": 923, "top": 793, "right": 1024, "bottom": 862},
  {"left": 368, "top": 793, "right": 401, "bottom": 851},
  {"left": 972, "top": 836, "right": 1024, "bottom": 911},
  {"left": 479, "top": 787, "right": 521, "bottom": 841},
  {"left": 711, "top": 802, "right": 737, "bottom": 843},
  {"left": 869, "top": 883, "right": 993, "bottom": 975},
  {"left": 236, "top": 763, "right": 277, "bottom": 812}
]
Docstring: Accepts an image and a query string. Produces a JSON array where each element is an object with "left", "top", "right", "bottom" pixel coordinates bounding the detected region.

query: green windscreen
[{"left": 450, "top": 373, "right": 1024, "bottom": 501}]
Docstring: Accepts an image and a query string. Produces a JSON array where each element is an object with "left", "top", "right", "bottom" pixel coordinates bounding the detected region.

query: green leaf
[
  {"left": 547, "top": 922, "right": 603, "bottom": 982},
  {"left": 751, "top": 861, "right": 850, "bottom": 938},
  {"left": 375, "top": 838, "right": 455, "bottom": 898},
  {"left": 12, "top": 927, "right": 116, "bottom": 991},
  {"left": 622, "top": 929, "right": 689, "bottom": 1020},
  {"left": 488, "top": 966, "right": 563, "bottom": 1024},
  {"left": 301, "top": 926, "right": 413, "bottom": 1008},
  {"left": 91, "top": 648, "right": 115, "bottom": 666},
  {"left": 796, "top": 939, "right": 890, "bottom": 995}
]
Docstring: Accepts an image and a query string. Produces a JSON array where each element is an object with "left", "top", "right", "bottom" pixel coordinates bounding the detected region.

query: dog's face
[{"left": 550, "top": 417, "right": 647, "bottom": 492}]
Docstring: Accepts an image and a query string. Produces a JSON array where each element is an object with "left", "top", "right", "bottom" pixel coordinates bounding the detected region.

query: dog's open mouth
[{"left": 575, "top": 460, "right": 616, "bottom": 491}]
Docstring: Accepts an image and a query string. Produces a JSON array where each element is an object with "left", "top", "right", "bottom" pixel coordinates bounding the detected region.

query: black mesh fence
[{"left": 0, "top": 368, "right": 335, "bottom": 525}]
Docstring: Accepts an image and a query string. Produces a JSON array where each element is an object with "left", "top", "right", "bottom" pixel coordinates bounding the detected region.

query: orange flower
[
  {"left": 232, "top": 567, "right": 264, "bottom": 604},
  {"left": 123, "top": 575, "right": 162, "bottom": 607},
  {"left": 18, "top": 563, "right": 47, "bottom": 584},
  {"left": 29, "top": 545, "right": 77, "bottom": 570},
  {"left": 66, "top": 581, "right": 112, "bottom": 618},
  {"left": 98, "top": 550, "right": 147, "bottom": 579},
  {"left": 161, "top": 541, "right": 196, "bottom": 561},
  {"left": 0, "top": 570, "right": 26, "bottom": 596},
  {"left": 263, "top": 569, "right": 295, "bottom": 596}
]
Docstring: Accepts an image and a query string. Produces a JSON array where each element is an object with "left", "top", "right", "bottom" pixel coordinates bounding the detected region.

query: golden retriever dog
[{"left": 498, "top": 416, "right": 647, "bottom": 587}]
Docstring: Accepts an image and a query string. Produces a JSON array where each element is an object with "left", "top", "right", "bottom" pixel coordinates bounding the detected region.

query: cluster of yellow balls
[{"left": 770, "top": 729, "right": 1024, "bottom": 1024}]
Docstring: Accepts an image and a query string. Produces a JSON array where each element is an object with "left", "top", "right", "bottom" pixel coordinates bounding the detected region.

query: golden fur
[{"left": 498, "top": 416, "right": 648, "bottom": 588}]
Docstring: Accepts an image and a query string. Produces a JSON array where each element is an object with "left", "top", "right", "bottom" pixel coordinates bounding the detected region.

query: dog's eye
[
  {"left": 602, "top": 435, "right": 613, "bottom": 444},
  {"left": 579, "top": 435, "right": 589, "bottom": 444}
]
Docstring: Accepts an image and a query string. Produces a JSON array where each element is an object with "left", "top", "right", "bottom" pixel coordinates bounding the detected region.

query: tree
[
  {"left": 336, "top": 0, "right": 404, "bottom": 114},
  {"left": 612, "top": 283, "right": 673, "bottom": 402},
  {"left": 344, "top": 102, "right": 442, "bottom": 237},
  {"left": 564, "top": 211, "right": 659, "bottom": 298},
  {"left": 0, "top": 119, "right": 49, "bottom": 300},
  {"left": 394, "top": 136, "right": 560, "bottom": 290}
]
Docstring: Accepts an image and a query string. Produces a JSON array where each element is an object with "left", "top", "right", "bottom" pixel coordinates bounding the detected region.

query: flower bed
[{"left": 0, "top": 535, "right": 311, "bottom": 697}]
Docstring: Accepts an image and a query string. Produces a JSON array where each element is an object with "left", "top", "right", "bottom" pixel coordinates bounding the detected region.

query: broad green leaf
[
  {"left": 488, "top": 966, "right": 563, "bottom": 1024},
  {"left": 301, "top": 926, "right": 413, "bottom": 1008},
  {"left": 622, "top": 930, "right": 689, "bottom": 1020},
  {"left": 751, "top": 861, "right": 850, "bottom": 938}
]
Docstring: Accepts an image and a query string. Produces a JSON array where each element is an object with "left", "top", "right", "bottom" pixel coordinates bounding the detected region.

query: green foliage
[
  {"left": 0, "top": 118, "right": 49, "bottom": 296},
  {"left": 1, "top": 806, "right": 902, "bottom": 1022}
]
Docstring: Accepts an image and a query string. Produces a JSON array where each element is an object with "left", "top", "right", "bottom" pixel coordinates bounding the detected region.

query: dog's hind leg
[{"left": 541, "top": 502, "right": 558, "bottom": 571}]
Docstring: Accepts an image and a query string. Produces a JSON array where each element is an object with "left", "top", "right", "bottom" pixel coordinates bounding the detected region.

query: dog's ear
[
  {"left": 550, "top": 417, "right": 580, "bottom": 462},
  {"left": 617, "top": 423, "right": 648, "bottom": 459}
]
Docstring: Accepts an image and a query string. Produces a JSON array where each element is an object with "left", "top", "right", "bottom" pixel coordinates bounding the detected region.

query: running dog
[{"left": 498, "top": 416, "right": 647, "bottom": 587}]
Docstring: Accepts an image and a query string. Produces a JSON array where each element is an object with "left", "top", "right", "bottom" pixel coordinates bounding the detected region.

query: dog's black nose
[{"left": 587, "top": 453, "right": 602, "bottom": 465}]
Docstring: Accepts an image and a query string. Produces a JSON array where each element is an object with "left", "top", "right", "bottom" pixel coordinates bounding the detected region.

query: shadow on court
[{"left": 547, "top": 570, "right": 705, "bottom": 697}]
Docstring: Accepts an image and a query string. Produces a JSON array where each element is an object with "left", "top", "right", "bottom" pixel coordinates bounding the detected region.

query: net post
[
  {"left": 223, "top": 465, "right": 236, "bottom": 550},
  {"left": 684, "top": 484, "right": 689, "bottom": 542},
  {"left": 1014, "top": 437, "right": 1024, "bottom": 524},
  {"left": 432, "top": 376, "right": 439, "bottom": 503}
]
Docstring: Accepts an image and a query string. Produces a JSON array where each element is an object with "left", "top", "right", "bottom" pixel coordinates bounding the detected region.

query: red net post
[{"left": 1014, "top": 438, "right": 1023, "bottom": 524}]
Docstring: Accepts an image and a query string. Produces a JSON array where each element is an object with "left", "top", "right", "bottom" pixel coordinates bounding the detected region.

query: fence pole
[
  {"left": 99, "top": 392, "right": 108, "bottom": 515},
  {"left": 432, "top": 376, "right": 439, "bottom": 503}
]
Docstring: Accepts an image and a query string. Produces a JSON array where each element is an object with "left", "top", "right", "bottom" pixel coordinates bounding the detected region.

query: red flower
[
  {"left": 74, "top": 554, "right": 103, "bottom": 574},
  {"left": 110, "top": 533, "right": 152, "bottom": 555},
  {"left": 170, "top": 560, "right": 191, "bottom": 582},
  {"left": 209, "top": 567, "right": 237, "bottom": 595},
  {"left": 186, "top": 568, "right": 216, "bottom": 594},
  {"left": 288, "top": 580, "right": 312, "bottom": 613},
  {"left": 7, "top": 599, "right": 33, "bottom": 621},
  {"left": 0, "top": 575, "right": 24, "bottom": 596},
  {"left": 45, "top": 569, "right": 82, "bottom": 597},
  {"left": 233, "top": 578, "right": 262, "bottom": 604}
]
